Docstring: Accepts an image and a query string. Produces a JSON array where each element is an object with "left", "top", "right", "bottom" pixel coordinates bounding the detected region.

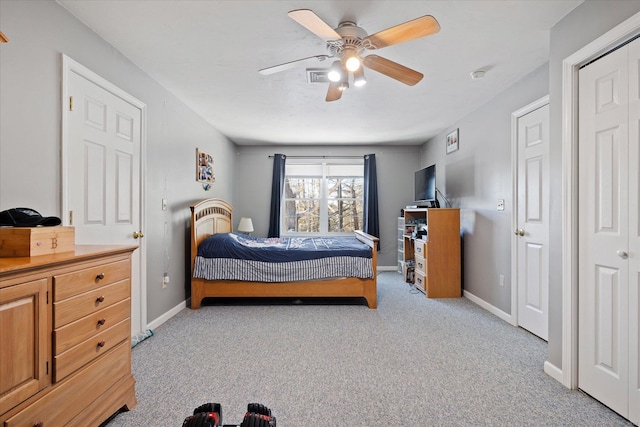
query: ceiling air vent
[{"left": 306, "top": 68, "right": 330, "bottom": 84}]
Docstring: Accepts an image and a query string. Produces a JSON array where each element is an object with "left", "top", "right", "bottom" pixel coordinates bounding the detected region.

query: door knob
[
  {"left": 133, "top": 231, "right": 144, "bottom": 239},
  {"left": 514, "top": 228, "right": 525, "bottom": 236},
  {"left": 617, "top": 250, "right": 628, "bottom": 259}
]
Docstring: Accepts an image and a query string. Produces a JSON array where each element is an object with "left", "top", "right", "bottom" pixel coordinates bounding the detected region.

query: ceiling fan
[{"left": 259, "top": 9, "right": 440, "bottom": 102}]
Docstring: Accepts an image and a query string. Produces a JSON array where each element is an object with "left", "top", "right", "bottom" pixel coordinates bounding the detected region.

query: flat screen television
[{"left": 414, "top": 164, "right": 436, "bottom": 203}]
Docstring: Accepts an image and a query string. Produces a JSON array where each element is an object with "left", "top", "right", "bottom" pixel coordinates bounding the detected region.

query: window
[{"left": 282, "top": 160, "right": 364, "bottom": 235}]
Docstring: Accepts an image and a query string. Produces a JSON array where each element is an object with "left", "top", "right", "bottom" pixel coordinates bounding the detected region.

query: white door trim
[
  {"left": 510, "top": 95, "right": 550, "bottom": 329},
  {"left": 61, "top": 54, "right": 148, "bottom": 335},
  {"left": 561, "top": 11, "right": 640, "bottom": 389}
]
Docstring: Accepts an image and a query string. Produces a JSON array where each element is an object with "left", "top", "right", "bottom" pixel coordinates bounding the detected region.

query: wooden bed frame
[{"left": 189, "top": 198, "right": 378, "bottom": 309}]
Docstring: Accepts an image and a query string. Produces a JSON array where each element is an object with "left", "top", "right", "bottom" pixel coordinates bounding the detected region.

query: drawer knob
[
  {"left": 34, "top": 423, "right": 43, "bottom": 427},
  {"left": 97, "top": 318, "right": 106, "bottom": 326},
  {"left": 96, "top": 273, "right": 105, "bottom": 280},
  {"left": 96, "top": 296, "right": 105, "bottom": 303},
  {"left": 97, "top": 340, "right": 106, "bottom": 348}
]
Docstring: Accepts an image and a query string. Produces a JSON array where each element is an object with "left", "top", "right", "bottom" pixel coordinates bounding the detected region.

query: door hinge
[
  {"left": 69, "top": 96, "right": 74, "bottom": 111},
  {"left": 46, "top": 291, "right": 49, "bottom": 304},
  {"left": 46, "top": 361, "right": 49, "bottom": 375},
  {"left": 69, "top": 210, "right": 73, "bottom": 225}
]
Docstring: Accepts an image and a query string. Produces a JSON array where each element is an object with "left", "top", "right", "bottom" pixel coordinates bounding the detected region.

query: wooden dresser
[
  {"left": 0, "top": 245, "right": 137, "bottom": 426},
  {"left": 402, "top": 208, "right": 461, "bottom": 298}
]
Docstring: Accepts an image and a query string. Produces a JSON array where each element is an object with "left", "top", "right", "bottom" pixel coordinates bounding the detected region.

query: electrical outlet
[
  {"left": 162, "top": 198, "right": 168, "bottom": 211},
  {"left": 162, "top": 273, "right": 169, "bottom": 288},
  {"left": 497, "top": 199, "right": 505, "bottom": 211},
  {"left": 499, "top": 274, "right": 505, "bottom": 287}
]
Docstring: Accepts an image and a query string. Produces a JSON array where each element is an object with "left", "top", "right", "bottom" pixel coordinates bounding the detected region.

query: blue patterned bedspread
[{"left": 197, "top": 232, "right": 372, "bottom": 262}]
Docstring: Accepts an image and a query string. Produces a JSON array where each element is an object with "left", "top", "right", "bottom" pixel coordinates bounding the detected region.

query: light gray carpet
[{"left": 105, "top": 272, "right": 632, "bottom": 426}]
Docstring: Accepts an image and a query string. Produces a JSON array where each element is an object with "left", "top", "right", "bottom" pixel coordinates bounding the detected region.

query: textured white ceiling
[{"left": 58, "top": 0, "right": 582, "bottom": 146}]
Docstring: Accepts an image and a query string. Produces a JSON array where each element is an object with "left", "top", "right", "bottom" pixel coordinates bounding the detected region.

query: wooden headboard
[{"left": 189, "top": 198, "right": 233, "bottom": 270}]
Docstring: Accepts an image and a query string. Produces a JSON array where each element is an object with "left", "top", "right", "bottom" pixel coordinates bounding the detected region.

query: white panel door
[
  {"left": 578, "top": 37, "right": 640, "bottom": 423},
  {"left": 627, "top": 36, "right": 640, "bottom": 425},
  {"left": 66, "top": 65, "right": 144, "bottom": 337},
  {"left": 516, "top": 103, "right": 550, "bottom": 340}
]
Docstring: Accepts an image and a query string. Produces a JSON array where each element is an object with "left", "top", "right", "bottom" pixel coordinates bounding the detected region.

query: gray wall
[
  {"left": 547, "top": 1, "right": 640, "bottom": 369},
  {"left": 233, "top": 145, "right": 422, "bottom": 267},
  {"left": 420, "top": 64, "right": 548, "bottom": 314},
  {"left": 0, "top": 1, "right": 236, "bottom": 324}
]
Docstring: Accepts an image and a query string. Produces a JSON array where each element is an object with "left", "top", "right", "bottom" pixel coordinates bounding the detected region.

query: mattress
[{"left": 193, "top": 233, "right": 374, "bottom": 282}]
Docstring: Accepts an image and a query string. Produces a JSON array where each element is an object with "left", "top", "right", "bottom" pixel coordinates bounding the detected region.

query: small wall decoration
[
  {"left": 196, "top": 148, "right": 215, "bottom": 189},
  {"left": 446, "top": 128, "right": 459, "bottom": 154}
]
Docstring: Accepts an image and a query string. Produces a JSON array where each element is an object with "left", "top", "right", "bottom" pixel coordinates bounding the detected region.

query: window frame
[{"left": 281, "top": 159, "right": 364, "bottom": 237}]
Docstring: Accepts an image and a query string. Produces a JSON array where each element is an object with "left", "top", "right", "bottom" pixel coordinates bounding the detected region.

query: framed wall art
[
  {"left": 196, "top": 148, "right": 215, "bottom": 187},
  {"left": 446, "top": 128, "right": 459, "bottom": 154}
]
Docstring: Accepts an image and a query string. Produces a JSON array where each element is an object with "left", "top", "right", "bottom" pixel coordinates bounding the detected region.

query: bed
[{"left": 189, "top": 198, "right": 378, "bottom": 309}]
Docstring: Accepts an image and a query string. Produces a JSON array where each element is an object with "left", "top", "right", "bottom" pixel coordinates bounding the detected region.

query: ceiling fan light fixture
[
  {"left": 353, "top": 67, "right": 367, "bottom": 87},
  {"left": 345, "top": 55, "right": 361, "bottom": 72},
  {"left": 337, "top": 65, "right": 349, "bottom": 92},
  {"left": 327, "top": 60, "right": 342, "bottom": 82},
  {"left": 342, "top": 46, "right": 361, "bottom": 71}
]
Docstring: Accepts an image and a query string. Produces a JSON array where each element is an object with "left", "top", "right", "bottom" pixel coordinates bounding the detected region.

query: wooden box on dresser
[{"left": 0, "top": 245, "right": 137, "bottom": 426}]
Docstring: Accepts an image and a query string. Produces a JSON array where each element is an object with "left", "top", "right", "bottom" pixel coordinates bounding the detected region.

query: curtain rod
[{"left": 268, "top": 155, "right": 365, "bottom": 159}]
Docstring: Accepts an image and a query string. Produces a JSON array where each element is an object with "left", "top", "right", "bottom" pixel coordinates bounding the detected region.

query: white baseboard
[
  {"left": 544, "top": 360, "right": 565, "bottom": 385},
  {"left": 377, "top": 265, "right": 398, "bottom": 272},
  {"left": 464, "top": 290, "right": 567, "bottom": 387},
  {"left": 463, "top": 289, "right": 515, "bottom": 325},
  {"left": 146, "top": 300, "right": 186, "bottom": 331}
]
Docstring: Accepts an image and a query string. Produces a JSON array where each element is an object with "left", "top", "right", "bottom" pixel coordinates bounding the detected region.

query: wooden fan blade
[
  {"left": 288, "top": 9, "right": 341, "bottom": 41},
  {"left": 326, "top": 82, "right": 343, "bottom": 102},
  {"left": 364, "top": 15, "right": 440, "bottom": 49},
  {"left": 362, "top": 55, "right": 423, "bottom": 86},
  {"left": 259, "top": 55, "right": 330, "bottom": 75}
]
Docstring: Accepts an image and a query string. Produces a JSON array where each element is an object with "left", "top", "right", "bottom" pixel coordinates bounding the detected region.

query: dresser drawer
[
  {"left": 5, "top": 341, "right": 130, "bottom": 427},
  {"left": 54, "top": 318, "right": 130, "bottom": 383},
  {"left": 415, "top": 255, "right": 426, "bottom": 275},
  {"left": 53, "top": 259, "right": 130, "bottom": 302},
  {"left": 415, "top": 271, "right": 426, "bottom": 292},
  {"left": 54, "top": 279, "right": 130, "bottom": 328},
  {"left": 54, "top": 298, "right": 130, "bottom": 354},
  {"left": 414, "top": 239, "right": 425, "bottom": 256}
]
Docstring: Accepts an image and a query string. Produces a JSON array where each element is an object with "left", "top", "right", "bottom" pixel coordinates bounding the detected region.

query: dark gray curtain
[
  {"left": 268, "top": 154, "right": 286, "bottom": 237},
  {"left": 363, "top": 154, "right": 380, "bottom": 245}
]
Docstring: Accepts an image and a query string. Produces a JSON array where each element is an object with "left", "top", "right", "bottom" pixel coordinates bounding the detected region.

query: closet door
[
  {"left": 627, "top": 37, "right": 639, "bottom": 425},
  {"left": 578, "top": 37, "right": 639, "bottom": 423}
]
